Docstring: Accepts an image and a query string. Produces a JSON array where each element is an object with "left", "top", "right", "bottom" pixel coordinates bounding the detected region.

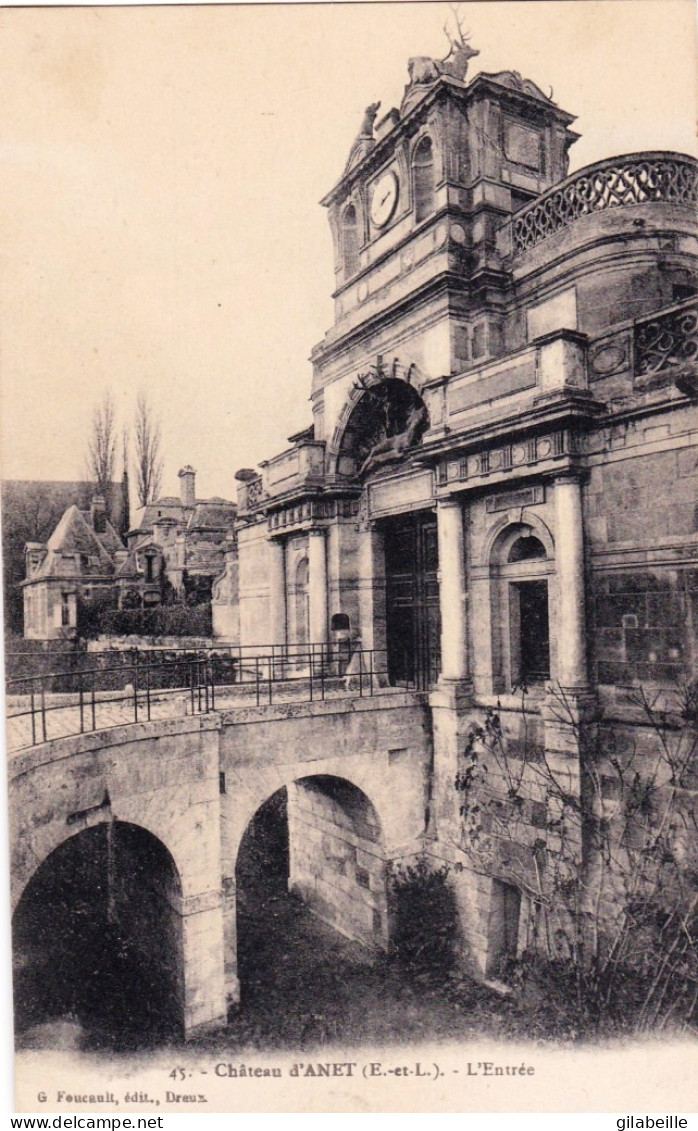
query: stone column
[
  {"left": 429, "top": 498, "right": 474, "bottom": 851},
  {"left": 357, "top": 522, "right": 387, "bottom": 657},
  {"left": 221, "top": 876, "right": 240, "bottom": 1007},
  {"left": 308, "top": 528, "right": 328, "bottom": 645},
  {"left": 180, "top": 891, "right": 227, "bottom": 1038},
  {"left": 436, "top": 498, "right": 469, "bottom": 684},
  {"left": 267, "top": 537, "right": 286, "bottom": 647},
  {"left": 554, "top": 473, "right": 588, "bottom": 689}
]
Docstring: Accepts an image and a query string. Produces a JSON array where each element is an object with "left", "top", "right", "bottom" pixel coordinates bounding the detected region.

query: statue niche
[{"left": 338, "top": 378, "right": 429, "bottom": 480}]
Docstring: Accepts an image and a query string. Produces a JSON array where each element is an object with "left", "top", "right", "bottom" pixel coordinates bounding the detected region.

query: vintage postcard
[{"left": 2, "top": 0, "right": 697, "bottom": 1116}]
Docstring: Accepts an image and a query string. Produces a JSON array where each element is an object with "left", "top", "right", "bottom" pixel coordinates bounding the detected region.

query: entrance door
[{"left": 383, "top": 511, "right": 440, "bottom": 688}]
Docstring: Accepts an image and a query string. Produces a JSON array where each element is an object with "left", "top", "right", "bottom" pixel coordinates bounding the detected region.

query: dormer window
[
  {"left": 413, "top": 136, "right": 435, "bottom": 223},
  {"left": 342, "top": 204, "right": 359, "bottom": 276}
]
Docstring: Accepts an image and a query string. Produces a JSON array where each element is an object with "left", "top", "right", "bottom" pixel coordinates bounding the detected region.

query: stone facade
[
  {"left": 118, "top": 465, "right": 237, "bottom": 613},
  {"left": 226, "top": 57, "right": 698, "bottom": 974}
]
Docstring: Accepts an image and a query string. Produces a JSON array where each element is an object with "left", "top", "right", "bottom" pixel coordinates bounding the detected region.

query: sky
[{"left": 0, "top": 0, "right": 696, "bottom": 502}]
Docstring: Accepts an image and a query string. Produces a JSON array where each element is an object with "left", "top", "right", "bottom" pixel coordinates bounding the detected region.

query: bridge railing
[{"left": 4, "top": 643, "right": 420, "bottom": 751}]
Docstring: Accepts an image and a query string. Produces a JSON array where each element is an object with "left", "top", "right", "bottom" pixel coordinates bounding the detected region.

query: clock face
[{"left": 370, "top": 170, "right": 399, "bottom": 229}]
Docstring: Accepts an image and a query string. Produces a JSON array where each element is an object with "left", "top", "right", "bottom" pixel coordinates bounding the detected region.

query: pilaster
[
  {"left": 267, "top": 537, "right": 287, "bottom": 648},
  {"left": 180, "top": 889, "right": 227, "bottom": 1039},
  {"left": 308, "top": 528, "right": 328, "bottom": 645},
  {"left": 436, "top": 498, "right": 470, "bottom": 683}
]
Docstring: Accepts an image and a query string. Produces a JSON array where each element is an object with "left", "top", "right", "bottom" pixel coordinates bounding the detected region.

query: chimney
[
  {"left": 91, "top": 495, "right": 107, "bottom": 534},
  {"left": 178, "top": 465, "right": 196, "bottom": 508}
]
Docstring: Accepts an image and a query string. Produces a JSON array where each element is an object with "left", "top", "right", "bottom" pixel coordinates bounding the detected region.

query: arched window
[
  {"left": 413, "top": 137, "right": 435, "bottom": 223},
  {"left": 489, "top": 523, "right": 553, "bottom": 693},
  {"left": 341, "top": 204, "right": 359, "bottom": 277},
  {"left": 507, "top": 535, "right": 547, "bottom": 564}
]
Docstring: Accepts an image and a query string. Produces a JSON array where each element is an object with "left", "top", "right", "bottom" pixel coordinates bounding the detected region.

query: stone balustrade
[
  {"left": 259, "top": 441, "right": 326, "bottom": 502},
  {"left": 510, "top": 152, "right": 698, "bottom": 256}
]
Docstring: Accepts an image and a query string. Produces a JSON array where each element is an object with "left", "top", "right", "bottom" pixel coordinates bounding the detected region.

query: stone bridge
[{"left": 9, "top": 691, "right": 431, "bottom": 1038}]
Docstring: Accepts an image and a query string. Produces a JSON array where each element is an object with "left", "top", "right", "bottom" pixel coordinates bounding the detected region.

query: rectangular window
[{"left": 61, "top": 593, "right": 71, "bottom": 627}]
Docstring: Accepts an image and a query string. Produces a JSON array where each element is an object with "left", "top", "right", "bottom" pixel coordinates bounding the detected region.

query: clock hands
[{"left": 372, "top": 172, "right": 398, "bottom": 225}]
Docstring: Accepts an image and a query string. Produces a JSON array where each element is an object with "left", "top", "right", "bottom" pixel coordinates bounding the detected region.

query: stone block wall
[
  {"left": 591, "top": 568, "right": 697, "bottom": 686},
  {"left": 586, "top": 449, "right": 696, "bottom": 547},
  {"left": 287, "top": 776, "right": 388, "bottom": 947}
]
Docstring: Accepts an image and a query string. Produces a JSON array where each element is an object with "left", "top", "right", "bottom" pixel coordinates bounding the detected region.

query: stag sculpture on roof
[{"left": 407, "top": 5, "right": 479, "bottom": 88}]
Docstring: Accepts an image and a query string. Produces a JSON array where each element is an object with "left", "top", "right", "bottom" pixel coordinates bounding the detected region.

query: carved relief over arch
[{"left": 328, "top": 368, "right": 430, "bottom": 480}]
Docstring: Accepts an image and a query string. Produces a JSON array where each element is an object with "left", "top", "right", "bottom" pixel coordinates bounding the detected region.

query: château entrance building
[{"left": 218, "top": 37, "right": 698, "bottom": 966}]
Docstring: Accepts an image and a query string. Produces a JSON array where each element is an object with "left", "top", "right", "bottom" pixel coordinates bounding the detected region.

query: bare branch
[
  {"left": 85, "top": 390, "right": 117, "bottom": 515},
  {"left": 134, "top": 391, "right": 164, "bottom": 508}
]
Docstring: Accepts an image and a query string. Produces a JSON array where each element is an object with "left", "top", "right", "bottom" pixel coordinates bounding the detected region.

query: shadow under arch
[
  {"left": 234, "top": 775, "right": 389, "bottom": 1018},
  {"left": 13, "top": 820, "right": 184, "bottom": 1050}
]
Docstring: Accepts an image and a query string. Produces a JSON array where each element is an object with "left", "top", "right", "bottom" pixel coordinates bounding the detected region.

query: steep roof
[
  {"left": 131, "top": 494, "right": 236, "bottom": 537},
  {"left": 30, "top": 505, "right": 118, "bottom": 580},
  {"left": 189, "top": 500, "right": 237, "bottom": 530}
]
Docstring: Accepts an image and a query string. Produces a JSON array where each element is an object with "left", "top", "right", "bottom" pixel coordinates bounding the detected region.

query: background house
[
  {"left": 2, "top": 479, "right": 126, "bottom": 639},
  {"left": 19, "top": 466, "right": 237, "bottom": 640}
]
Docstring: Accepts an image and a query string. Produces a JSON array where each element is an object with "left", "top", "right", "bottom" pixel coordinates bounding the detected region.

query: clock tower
[{"left": 310, "top": 47, "right": 579, "bottom": 448}]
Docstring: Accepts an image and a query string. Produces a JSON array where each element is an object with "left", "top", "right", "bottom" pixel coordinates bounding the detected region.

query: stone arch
[
  {"left": 232, "top": 773, "right": 389, "bottom": 991},
  {"left": 13, "top": 820, "right": 185, "bottom": 1047},
  {"left": 11, "top": 792, "right": 188, "bottom": 919},
  {"left": 485, "top": 513, "right": 555, "bottom": 567},
  {"left": 329, "top": 376, "right": 429, "bottom": 479}
]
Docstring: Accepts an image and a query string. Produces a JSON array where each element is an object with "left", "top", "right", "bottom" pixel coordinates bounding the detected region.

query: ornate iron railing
[
  {"left": 512, "top": 153, "right": 698, "bottom": 255},
  {"left": 634, "top": 298, "right": 698, "bottom": 378}
]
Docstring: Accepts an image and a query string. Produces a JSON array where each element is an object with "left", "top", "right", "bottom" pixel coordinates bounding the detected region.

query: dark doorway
[
  {"left": 487, "top": 880, "right": 522, "bottom": 975},
  {"left": 12, "top": 822, "right": 183, "bottom": 1050},
  {"left": 383, "top": 511, "right": 440, "bottom": 688},
  {"left": 513, "top": 579, "right": 550, "bottom": 684}
]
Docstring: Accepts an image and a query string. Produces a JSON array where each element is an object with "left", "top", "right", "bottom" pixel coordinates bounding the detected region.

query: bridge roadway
[{"left": 8, "top": 687, "right": 432, "bottom": 1038}]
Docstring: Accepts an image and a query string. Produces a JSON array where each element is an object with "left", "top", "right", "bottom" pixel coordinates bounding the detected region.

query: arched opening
[
  {"left": 508, "top": 534, "right": 547, "bottom": 563},
  {"left": 413, "top": 136, "right": 435, "bottom": 223},
  {"left": 13, "top": 821, "right": 183, "bottom": 1050},
  {"left": 490, "top": 522, "right": 554, "bottom": 692},
  {"left": 341, "top": 203, "right": 359, "bottom": 277},
  {"left": 234, "top": 777, "right": 387, "bottom": 1034},
  {"left": 335, "top": 378, "right": 429, "bottom": 479}
]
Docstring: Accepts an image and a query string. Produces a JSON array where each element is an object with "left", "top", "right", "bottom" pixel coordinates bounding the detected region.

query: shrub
[{"left": 388, "top": 856, "right": 458, "bottom": 978}]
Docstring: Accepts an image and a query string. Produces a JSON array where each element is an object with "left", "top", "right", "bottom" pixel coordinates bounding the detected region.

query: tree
[
  {"left": 86, "top": 390, "right": 117, "bottom": 514},
  {"left": 119, "top": 429, "right": 130, "bottom": 538},
  {"left": 134, "top": 391, "right": 163, "bottom": 508}
]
